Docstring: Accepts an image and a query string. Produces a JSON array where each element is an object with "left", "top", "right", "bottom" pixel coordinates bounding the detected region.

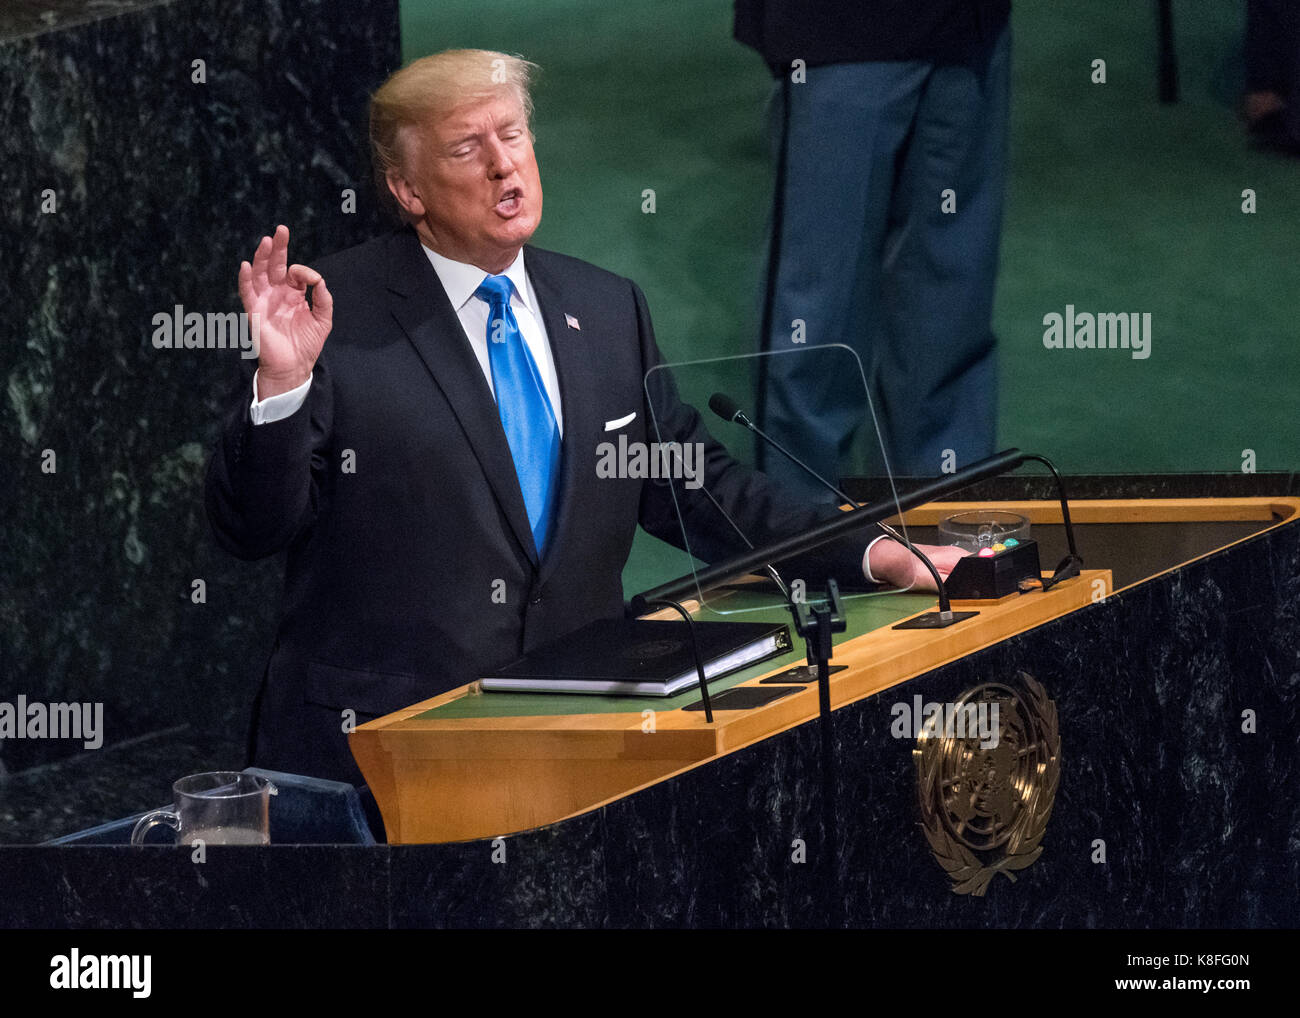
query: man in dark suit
[{"left": 206, "top": 49, "right": 961, "bottom": 784}]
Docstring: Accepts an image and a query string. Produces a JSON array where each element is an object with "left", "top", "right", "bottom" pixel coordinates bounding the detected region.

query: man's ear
[{"left": 386, "top": 169, "right": 425, "bottom": 220}]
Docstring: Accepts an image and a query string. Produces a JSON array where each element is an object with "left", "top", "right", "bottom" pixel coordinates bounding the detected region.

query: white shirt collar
[{"left": 421, "top": 244, "right": 534, "bottom": 315}]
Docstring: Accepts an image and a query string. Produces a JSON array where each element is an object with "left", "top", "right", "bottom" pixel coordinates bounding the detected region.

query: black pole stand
[
  {"left": 788, "top": 579, "right": 847, "bottom": 928},
  {"left": 1158, "top": 0, "right": 1179, "bottom": 104}
]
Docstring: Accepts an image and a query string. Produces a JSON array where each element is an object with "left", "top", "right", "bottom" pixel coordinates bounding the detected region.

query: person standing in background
[
  {"left": 1244, "top": 0, "right": 1300, "bottom": 154},
  {"left": 735, "top": 0, "right": 1011, "bottom": 490}
]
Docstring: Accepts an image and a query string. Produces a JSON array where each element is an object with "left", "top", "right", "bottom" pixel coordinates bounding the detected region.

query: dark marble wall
[
  {"left": 4, "top": 509, "right": 1296, "bottom": 927},
  {"left": 0, "top": 0, "right": 400, "bottom": 774},
  {"left": 1, "top": 0, "right": 175, "bottom": 42}
]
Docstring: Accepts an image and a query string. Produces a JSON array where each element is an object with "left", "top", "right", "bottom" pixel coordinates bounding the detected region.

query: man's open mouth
[{"left": 495, "top": 189, "right": 522, "bottom": 216}]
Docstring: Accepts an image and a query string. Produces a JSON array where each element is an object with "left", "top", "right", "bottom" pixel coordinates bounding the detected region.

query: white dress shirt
[{"left": 249, "top": 245, "right": 562, "bottom": 436}]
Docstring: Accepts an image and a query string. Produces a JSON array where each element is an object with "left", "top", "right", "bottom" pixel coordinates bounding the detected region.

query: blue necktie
[{"left": 475, "top": 275, "right": 561, "bottom": 555}]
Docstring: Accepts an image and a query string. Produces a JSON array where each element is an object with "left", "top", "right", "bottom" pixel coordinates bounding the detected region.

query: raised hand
[{"left": 238, "top": 225, "right": 333, "bottom": 398}]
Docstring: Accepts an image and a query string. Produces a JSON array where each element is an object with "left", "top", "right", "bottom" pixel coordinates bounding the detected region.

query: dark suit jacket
[
  {"left": 734, "top": 0, "right": 1010, "bottom": 68},
  {"left": 206, "top": 226, "right": 879, "bottom": 783}
]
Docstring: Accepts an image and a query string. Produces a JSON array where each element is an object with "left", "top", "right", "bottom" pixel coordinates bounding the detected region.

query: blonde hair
[{"left": 369, "top": 49, "right": 539, "bottom": 220}]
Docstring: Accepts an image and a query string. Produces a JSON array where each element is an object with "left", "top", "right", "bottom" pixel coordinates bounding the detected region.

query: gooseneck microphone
[
  {"left": 708, "top": 393, "right": 755, "bottom": 431},
  {"left": 710, "top": 393, "right": 849, "bottom": 500},
  {"left": 709, "top": 392, "right": 958, "bottom": 615},
  {"left": 1020, "top": 453, "right": 1083, "bottom": 590}
]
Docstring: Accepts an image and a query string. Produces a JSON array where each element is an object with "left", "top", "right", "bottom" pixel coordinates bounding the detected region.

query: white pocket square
[{"left": 604, "top": 412, "right": 637, "bottom": 432}]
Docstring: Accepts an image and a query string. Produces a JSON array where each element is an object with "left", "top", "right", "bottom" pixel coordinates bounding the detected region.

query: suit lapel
[
  {"left": 524, "top": 247, "right": 604, "bottom": 584},
  {"left": 384, "top": 228, "right": 539, "bottom": 566}
]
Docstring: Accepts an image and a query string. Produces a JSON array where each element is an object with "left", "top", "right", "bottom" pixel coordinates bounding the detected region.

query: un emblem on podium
[{"left": 914, "top": 672, "right": 1061, "bottom": 896}]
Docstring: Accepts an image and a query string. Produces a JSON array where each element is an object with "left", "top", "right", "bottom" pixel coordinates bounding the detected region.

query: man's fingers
[
  {"left": 267, "top": 224, "right": 290, "bottom": 285},
  {"left": 287, "top": 263, "right": 321, "bottom": 288},
  {"left": 307, "top": 274, "right": 333, "bottom": 327},
  {"left": 250, "top": 234, "right": 272, "bottom": 292},
  {"left": 286, "top": 264, "right": 332, "bottom": 329},
  {"left": 237, "top": 260, "right": 256, "bottom": 313}
]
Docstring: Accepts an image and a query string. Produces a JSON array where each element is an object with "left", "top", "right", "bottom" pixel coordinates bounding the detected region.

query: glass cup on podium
[
  {"left": 938, "top": 510, "right": 1030, "bottom": 553},
  {"left": 130, "top": 771, "right": 275, "bottom": 846}
]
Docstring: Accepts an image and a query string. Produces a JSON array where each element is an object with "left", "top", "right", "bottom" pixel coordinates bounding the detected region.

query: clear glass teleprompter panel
[{"left": 640, "top": 344, "right": 913, "bottom": 620}]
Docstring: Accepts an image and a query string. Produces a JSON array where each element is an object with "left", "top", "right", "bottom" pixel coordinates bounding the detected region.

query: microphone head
[{"left": 709, "top": 392, "right": 742, "bottom": 423}]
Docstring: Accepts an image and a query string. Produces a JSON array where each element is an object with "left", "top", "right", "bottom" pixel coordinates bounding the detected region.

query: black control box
[{"left": 944, "top": 540, "right": 1043, "bottom": 600}]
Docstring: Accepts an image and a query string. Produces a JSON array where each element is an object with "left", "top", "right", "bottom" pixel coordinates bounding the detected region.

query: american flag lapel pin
[{"left": 564, "top": 313, "right": 581, "bottom": 331}]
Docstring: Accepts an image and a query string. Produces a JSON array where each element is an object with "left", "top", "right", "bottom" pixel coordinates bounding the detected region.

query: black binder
[{"left": 479, "top": 617, "right": 792, "bottom": 696}]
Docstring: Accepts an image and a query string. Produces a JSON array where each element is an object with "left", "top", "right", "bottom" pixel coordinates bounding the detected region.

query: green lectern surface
[{"left": 414, "top": 589, "right": 937, "bottom": 720}]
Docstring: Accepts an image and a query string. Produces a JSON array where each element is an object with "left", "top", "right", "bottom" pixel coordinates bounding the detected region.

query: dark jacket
[
  {"left": 735, "top": 0, "right": 1010, "bottom": 70},
  {"left": 206, "top": 227, "right": 879, "bottom": 782}
]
